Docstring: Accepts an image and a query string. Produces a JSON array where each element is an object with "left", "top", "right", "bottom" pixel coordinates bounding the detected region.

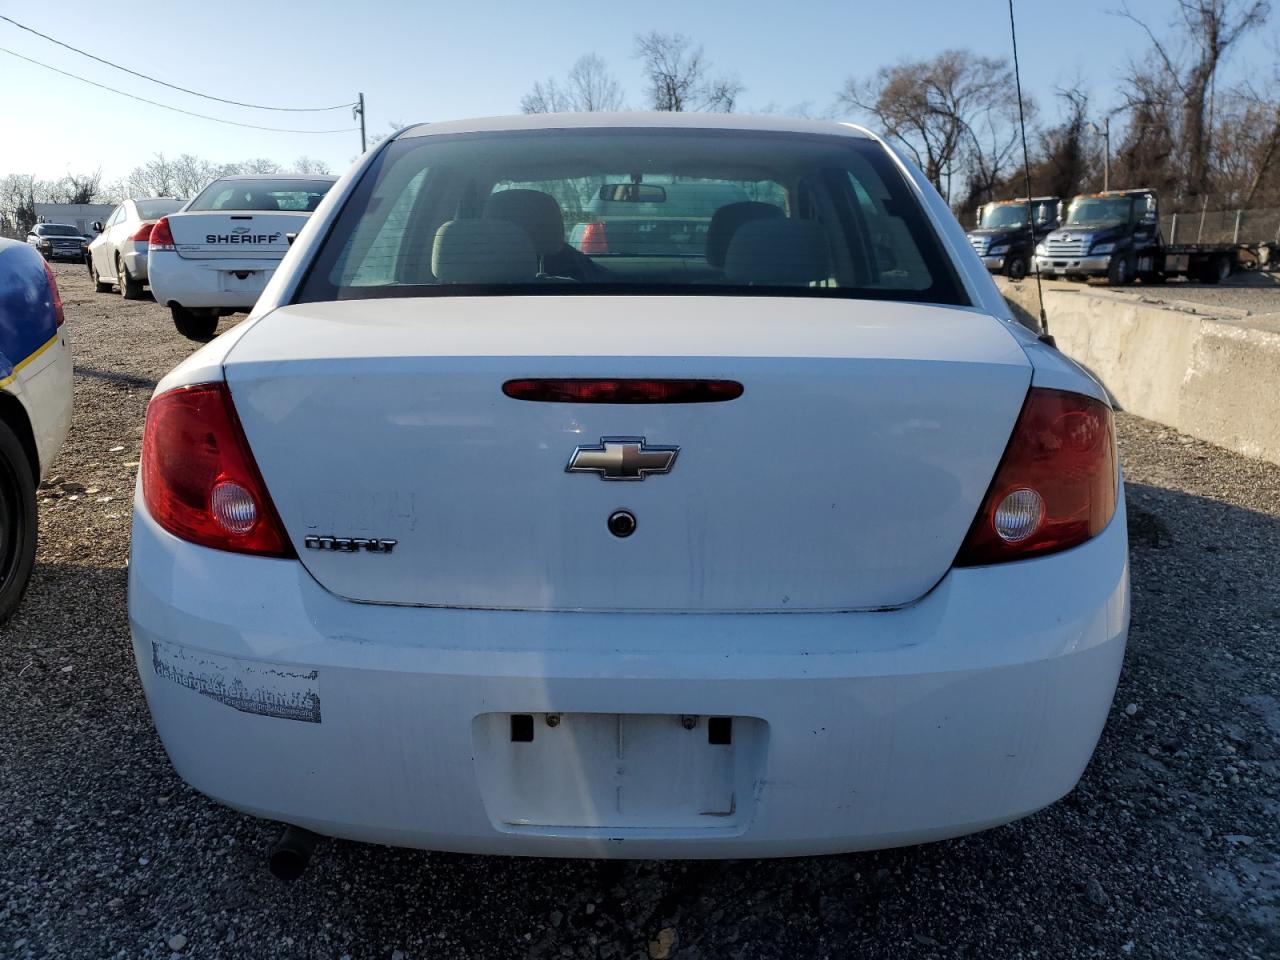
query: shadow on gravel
[
  {"left": 72, "top": 366, "right": 159, "bottom": 391},
  {"left": 1, "top": 485, "right": 1277, "bottom": 959}
]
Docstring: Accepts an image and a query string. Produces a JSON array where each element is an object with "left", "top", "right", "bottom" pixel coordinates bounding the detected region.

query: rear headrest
[
  {"left": 483, "top": 189, "right": 565, "bottom": 256},
  {"left": 432, "top": 219, "right": 538, "bottom": 284},
  {"left": 723, "top": 219, "right": 831, "bottom": 286},
  {"left": 247, "top": 194, "right": 279, "bottom": 211},
  {"left": 705, "top": 201, "right": 785, "bottom": 268}
]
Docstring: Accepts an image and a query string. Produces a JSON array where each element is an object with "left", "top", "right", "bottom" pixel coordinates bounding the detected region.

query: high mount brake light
[
  {"left": 578, "top": 222, "right": 608, "bottom": 254},
  {"left": 955, "top": 387, "right": 1117, "bottom": 565},
  {"left": 502, "top": 379, "right": 744, "bottom": 404},
  {"left": 141, "top": 383, "right": 294, "bottom": 558},
  {"left": 149, "top": 217, "right": 175, "bottom": 251}
]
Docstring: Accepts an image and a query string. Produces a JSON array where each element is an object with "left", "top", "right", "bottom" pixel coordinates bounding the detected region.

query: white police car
[{"left": 146, "top": 175, "right": 336, "bottom": 340}]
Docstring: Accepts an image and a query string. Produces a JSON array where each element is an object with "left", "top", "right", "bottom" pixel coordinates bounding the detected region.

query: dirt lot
[{"left": 1, "top": 262, "right": 1278, "bottom": 959}]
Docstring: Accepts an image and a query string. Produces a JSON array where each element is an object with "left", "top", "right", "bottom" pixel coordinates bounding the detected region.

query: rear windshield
[
  {"left": 188, "top": 179, "right": 333, "bottom": 212},
  {"left": 35, "top": 224, "right": 82, "bottom": 237},
  {"left": 296, "top": 129, "right": 967, "bottom": 306},
  {"left": 135, "top": 199, "right": 184, "bottom": 219}
]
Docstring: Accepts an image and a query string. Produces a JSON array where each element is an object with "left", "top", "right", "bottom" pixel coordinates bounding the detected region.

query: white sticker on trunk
[{"left": 151, "top": 641, "right": 321, "bottom": 723}]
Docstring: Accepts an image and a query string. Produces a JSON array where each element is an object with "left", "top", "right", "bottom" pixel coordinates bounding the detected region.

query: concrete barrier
[{"left": 1000, "top": 279, "right": 1280, "bottom": 465}]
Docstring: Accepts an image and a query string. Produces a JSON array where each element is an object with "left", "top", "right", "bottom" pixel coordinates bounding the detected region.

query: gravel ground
[{"left": 1, "top": 262, "right": 1277, "bottom": 959}]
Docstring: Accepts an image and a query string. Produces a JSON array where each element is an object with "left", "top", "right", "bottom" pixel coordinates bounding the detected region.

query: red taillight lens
[
  {"left": 41, "top": 261, "right": 65, "bottom": 328},
  {"left": 578, "top": 221, "right": 608, "bottom": 254},
  {"left": 131, "top": 222, "right": 156, "bottom": 242},
  {"left": 149, "top": 217, "right": 174, "bottom": 251},
  {"left": 141, "top": 383, "right": 294, "bottom": 558},
  {"left": 955, "top": 387, "right": 1117, "bottom": 566},
  {"left": 502, "top": 378, "right": 744, "bottom": 403}
]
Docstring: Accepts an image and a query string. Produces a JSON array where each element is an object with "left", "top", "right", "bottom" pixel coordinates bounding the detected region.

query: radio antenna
[{"left": 1007, "top": 0, "right": 1052, "bottom": 344}]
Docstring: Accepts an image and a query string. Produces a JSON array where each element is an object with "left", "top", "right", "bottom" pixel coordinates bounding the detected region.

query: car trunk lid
[
  {"left": 165, "top": 211, "right": 309, "bottom": 260},
  {"left": 223, "top": 296, "right": 1032, "bottom": 612}
]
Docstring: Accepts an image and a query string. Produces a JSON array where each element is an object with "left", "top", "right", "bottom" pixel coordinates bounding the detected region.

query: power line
[
  {"left": 0, "top": 14, "right": 355, "bottom": 112},
  {"left": 0, "top": 47, "right": 359, "bottom": 134}
]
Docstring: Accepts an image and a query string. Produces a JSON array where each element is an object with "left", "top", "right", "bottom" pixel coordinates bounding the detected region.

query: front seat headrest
[
  {"left": 724, "top": 219, "right": 832, "bottom": 286},
  {"left": 432, "top": 219, "right": 538, "bottom": 284},
  {"left": 705, "top": 201, "right": 785, "bottom": 268},
  {"left": 483, "top": 189, "right": 566, "bottom": 256}
]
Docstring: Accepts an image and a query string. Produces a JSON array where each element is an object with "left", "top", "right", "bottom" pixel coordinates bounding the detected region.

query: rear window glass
[
  {"left": 135, "top": 199, "right": 184, "bottom": 219},
  {"left": 188, "top": 179, "right": 333, "bottom": 212},
  {"left": 296, "top": 129, "right": 967, "bottom": 306}
]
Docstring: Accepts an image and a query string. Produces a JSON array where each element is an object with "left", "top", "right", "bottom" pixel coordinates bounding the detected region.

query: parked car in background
[
  {"left": 129, "top": 113, "right": 1128, "bottom": 872},
  {"left": 147, "top": 175, "right": 337, "bottom": 340},
  {"left": 26, "top": 223, "right": 88, "bottom": 263},
  {"left": 568, "top": 180, "right": 759, "bottom": 258},
  {"left": 87, "top": 198, "right": 185, "bottom": 300},
  {"left": 0, "top": 239, "right": 73, "bottom": 623}
]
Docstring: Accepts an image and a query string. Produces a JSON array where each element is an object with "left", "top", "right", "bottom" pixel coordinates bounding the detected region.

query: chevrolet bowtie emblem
[{"left": 566, "top": 437, "right": 679, "bottom": 480}]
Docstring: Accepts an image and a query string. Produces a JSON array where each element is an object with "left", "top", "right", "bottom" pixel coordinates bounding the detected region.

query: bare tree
[
  {"left": 522, "top": 54, "right": 625, "bottom": 113},
  {"left": 291, "top": 156, "right": 333, "bottom": 176},
  {"left": 126, "top": 153, "right": 178, "bottom": 198},
  {"left": 521, "top": 77, "right": 571, "bottom": 114},
  {"left": 227, "top": 157, "right": 283, "bottom": 175},
  {"left": 56, "top": 169, "right": 103, "bottom": 205},
  {"left": 1114, "top": 0, "right": 1270, "bottom": 200},
  {"left": 840, "top": 50, "right": 1018, "bottom": 201},
  {"left": 633, "top": 32, "right": 742, "bottom": 112},
  {"left": 171, "top": 154, "right": 220, "bottom": 198}
]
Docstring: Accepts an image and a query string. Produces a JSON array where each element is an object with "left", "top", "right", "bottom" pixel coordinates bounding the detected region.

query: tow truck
[
  {"left": 966, "top": 196, "right": 1062, "bottom": 280},
  {"left": 1033, "top": 188, "right": 1239, "bottom": 285}
]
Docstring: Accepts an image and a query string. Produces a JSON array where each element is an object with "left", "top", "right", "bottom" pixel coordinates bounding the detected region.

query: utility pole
[
  {"left": 1090, "top": 117, "right": 1111, "bottom": 192},
  {"left": 1102, "top": 115, "right": 1110, "bottom": 192},
  {"left": 354, "top": 93, "right": 367, "bottom": 153}
]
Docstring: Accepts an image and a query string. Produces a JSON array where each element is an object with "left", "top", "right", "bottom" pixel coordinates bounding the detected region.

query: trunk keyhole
[{"left": 608, "top": 510, "right": 637, "bottom": 538}]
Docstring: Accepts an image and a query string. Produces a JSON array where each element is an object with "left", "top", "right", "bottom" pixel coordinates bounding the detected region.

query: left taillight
[
  {"left": 131, "top": 223, "right": 155, "bottom": 242},
  {"left": 141, "top": 383, "right": 295, "bottom": 558},
  {"left": 954, "top": 387, "right": 1117, "bottom": 566},
  {"left": 149, "top": 217, "right": 175, "bottom": 251},
  {"left": 42, "top": 260, "right": 65, "bottom": 328}
]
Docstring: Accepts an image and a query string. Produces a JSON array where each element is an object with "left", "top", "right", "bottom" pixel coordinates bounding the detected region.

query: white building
[{"left": 34, "top": 202, "right": 116, "bottom": 235}]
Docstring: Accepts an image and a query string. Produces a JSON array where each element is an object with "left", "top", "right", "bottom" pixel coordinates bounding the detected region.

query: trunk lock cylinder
[{"left": 608, "top": 510, "right": 637, "bottom": 538}]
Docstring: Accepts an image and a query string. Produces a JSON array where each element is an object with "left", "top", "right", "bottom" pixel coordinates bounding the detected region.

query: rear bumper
[
  {"left": 10, "top": 331, "right": 72, "bottom": 479},
  {"left": 120, "top": 241, "right": 149, "bottom": 280},
  {"left": 147, "top": 251, "right": 278, "bottom": 310},
  {"left": 128, "top": 494, "right": 1129, "bottom": 859}
]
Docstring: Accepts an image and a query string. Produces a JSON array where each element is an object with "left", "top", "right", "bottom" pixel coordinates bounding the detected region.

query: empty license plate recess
[{"left": 472, "top": 713, "right": 768, "bottom": 835}]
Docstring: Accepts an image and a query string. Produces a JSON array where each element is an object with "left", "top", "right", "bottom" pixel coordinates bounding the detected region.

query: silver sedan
[{"left": 87, "top": 197, "right": 185, "bottom": 299}]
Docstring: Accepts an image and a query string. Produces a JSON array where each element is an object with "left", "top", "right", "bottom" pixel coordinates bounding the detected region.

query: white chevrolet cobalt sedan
[
  {"left": 129, "top": 114, "right": 1129, "bottom": 869},
  {"left": 146, "top": 174, "right": 336, "bottom": 340}
]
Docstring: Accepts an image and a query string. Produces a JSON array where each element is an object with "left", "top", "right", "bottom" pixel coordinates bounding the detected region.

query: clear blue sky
[{"left": 1, "top": 0, "right": 1273, "bottom": 182}]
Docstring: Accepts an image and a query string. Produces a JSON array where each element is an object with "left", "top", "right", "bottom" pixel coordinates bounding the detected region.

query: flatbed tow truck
[{"left": 1033, "top": 188, "right": 1249, "bottom": 285}]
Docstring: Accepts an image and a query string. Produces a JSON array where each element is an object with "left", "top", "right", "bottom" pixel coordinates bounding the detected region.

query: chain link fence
[{"left": 1160, "top": 206, "right": 1280, "bottom": 246}]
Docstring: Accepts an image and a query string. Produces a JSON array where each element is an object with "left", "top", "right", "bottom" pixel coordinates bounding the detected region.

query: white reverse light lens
[
  {"left": 994, "top": 488, "right": 1045, "bottom": 543},
  {"left": 210, "top": 480, "right": 259, "bottom": 534}
]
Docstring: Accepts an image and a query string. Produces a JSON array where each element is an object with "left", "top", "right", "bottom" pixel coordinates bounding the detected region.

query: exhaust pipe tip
[{"left": 268, "top": 825, "right": 319, "bottom": 883}]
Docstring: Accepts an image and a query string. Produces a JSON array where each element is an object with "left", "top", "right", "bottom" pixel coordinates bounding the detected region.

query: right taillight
[
  {"left": 131, "top": 222, "right": 156, "bottom": 242},
  {"left": 578, "top": 221, "right": 608, "bottom": 254},
  {"left": 149, "top": 217, "right": 175, "bottom": 251},
  {"left": 955, "top": 387, "right": 1117, "bottom": 566},
  {"left": 141, "top": 383, "right": 294, "bottom": 558}
]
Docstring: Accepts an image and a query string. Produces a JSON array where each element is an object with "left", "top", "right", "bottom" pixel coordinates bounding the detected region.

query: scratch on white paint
[{"left": 152, "top": 641, "right": 321, "bottom": 723}]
